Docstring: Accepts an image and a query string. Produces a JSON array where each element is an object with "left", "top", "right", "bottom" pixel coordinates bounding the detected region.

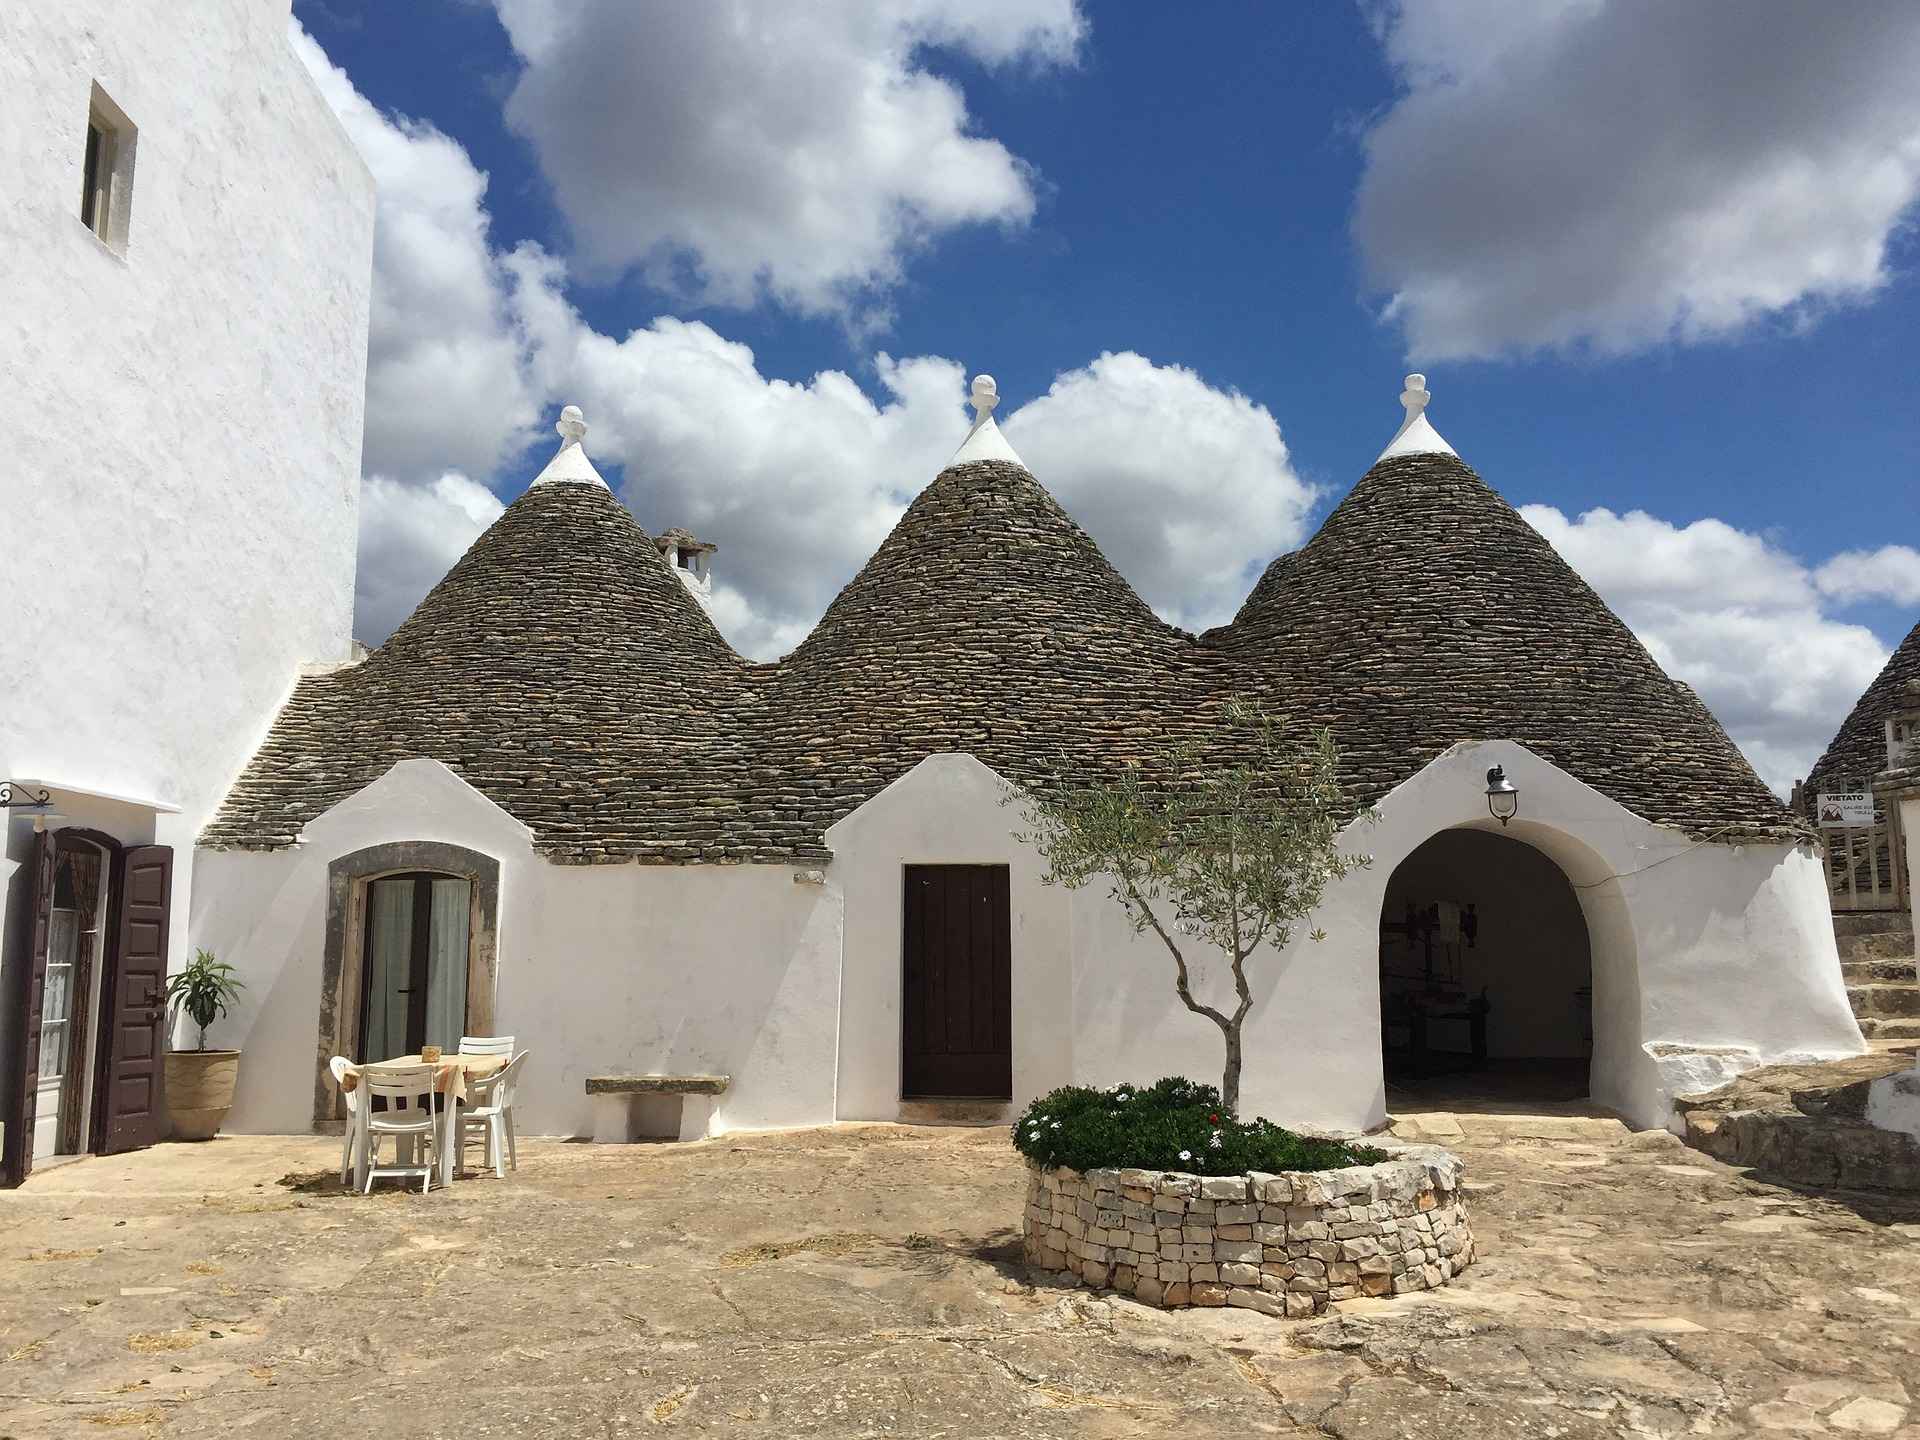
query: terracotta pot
[{"left": 163, "top": 1050, "right": 241, "bottom": 1141}]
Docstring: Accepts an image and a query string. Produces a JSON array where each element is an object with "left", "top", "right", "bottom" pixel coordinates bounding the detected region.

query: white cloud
[
  {"left": 507, "top": 253, "right": 1310, "bottom": 655},
  {"left": 1815, "top": 545, "right": 1920, "bottom": 608},
  {"left": 1519, "top": 504, "right": 1892, "bottom": 793},
  {"left": 1355, "top": 2, "right": 1920, "bottom": 359},
  {"left": 291, "top": 23, "right": 537, "bottom": 482},
  {"left": 353, "top": 473, "right": 505, "bottom": 644},
  {"left": 490, "top": 0, "right": 1082, "bottom": 320},
  {"left": 1005, "top": 353, "right": 1314, "bottom": 629}
]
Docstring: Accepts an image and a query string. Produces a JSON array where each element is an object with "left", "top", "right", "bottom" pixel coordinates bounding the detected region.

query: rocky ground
[{"left": 0, "top": 1113, "right": 1916, "bottom": 1438}]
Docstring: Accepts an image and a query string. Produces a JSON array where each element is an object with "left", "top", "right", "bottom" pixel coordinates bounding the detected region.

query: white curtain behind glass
[
  {"left": 363, "top": 880, "right": 414, "bottom": 1061},
  {"left": 424, "top": 879, "right": 471, "bottom": 1051}
]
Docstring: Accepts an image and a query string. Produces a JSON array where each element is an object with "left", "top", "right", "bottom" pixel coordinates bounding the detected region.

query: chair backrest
[
  {"left": 329, "top": 1055, "right": 360, "bottom": 1115},
  {"left": 459, "top": 1035, "right": 514, "bottom": 1058},
  {"left": 468, "top": 1049, "right": 527, "bottom": 1109},
  {"left": 363, "top": 1063, "right": 437, "bottom": 1120}
]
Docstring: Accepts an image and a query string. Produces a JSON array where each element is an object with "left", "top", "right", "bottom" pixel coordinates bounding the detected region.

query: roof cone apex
[
  {"left": 531, "top": 404, "right": 610, "bottom": 488},
  {"left": 949, "top": 373, "right": 1027, "bottom": 468},
  {"left": 1376, "top": 373, "right": 1458, "bottom": 463}
]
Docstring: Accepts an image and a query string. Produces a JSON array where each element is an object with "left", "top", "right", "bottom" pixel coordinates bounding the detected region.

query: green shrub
[{"left": 1012, "top": 1077, "right": 1383, "bottom": 1176}]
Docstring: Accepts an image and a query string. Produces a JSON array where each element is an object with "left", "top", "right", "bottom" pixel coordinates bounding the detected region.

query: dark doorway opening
[
  {"left": 902, "top": 864, "right": 1011, "bottom": 1100},
  {"left": 1379, "top": 829, "right": 1593, "bottom": 1107}
]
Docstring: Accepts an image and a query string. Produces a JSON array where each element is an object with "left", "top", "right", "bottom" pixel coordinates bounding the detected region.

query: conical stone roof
[
  {"left": 743, "top": 457, "right": 1237, "bottom": 853},
  {"left": 1804, "top": 619, "right": 1920, "bottom": 808},
  {"left": 201, "top": 478, "right": 761, "bottom": 860},
  {"left": 1214, "top": 448, "right": 1796, "bottom": 838}
]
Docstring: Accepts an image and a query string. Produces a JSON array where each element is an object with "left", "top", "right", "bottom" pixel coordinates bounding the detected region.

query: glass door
[
  {"left": 360, "top": 873, "right": 472, "bottom": 1060},
  {"left": 33, "top": 911, "right": 78, "bottom": 1160}
]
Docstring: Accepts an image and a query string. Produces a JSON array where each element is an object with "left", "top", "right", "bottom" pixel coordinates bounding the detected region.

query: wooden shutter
[
  {"left": 99, "top": 846, "right": 172, "bottom": 1155},
  {"left": 2, "top": 829, "right": 60, "bottom": 1187}
]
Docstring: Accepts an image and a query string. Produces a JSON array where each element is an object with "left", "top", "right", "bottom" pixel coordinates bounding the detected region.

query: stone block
[
  {"left": 1191, "top": 1263, "right": 1219, "bottom": 1283},
  {"left": 1083, "top": 1260, "right": 1110, "bottom": 1287},
  {"left": 1200, "top": 1176, "right": 1248, "bottom": 1200},
  {"left": 1339, "top": 1237, "right": 1380, "bottom": 1260},
  {"left": 1329, "top": 1261, "right": 1359, "bottom": 1284},
  {"left": 1159, "top": 1261, "right": 1189, "bottom": 1283},
  {"left": 1215, "top": 1202, "right": 1257, "bottom": 1225},
  {"left": 1215, "top": 1239, "right": 1262, "bottom": 1264},
  {"left": 1228, "top": 1286, "right": 1285, "bottom": 1316},
  {"left": 1216, "top": 1224, "right": 1253, "bottom": 1241},
  {"left": 1112, "top": 1264, "right": 1137, "bottom": 1293},
  {"left": 1158, "top": 1226, "right": 1183, "bottom": 1246},
  {"left": 1181, "top": 1225, "right": 1213, "bottom": 1243},
  {"left": 1155, "top": 1175, "right": 1197, "bottom": 1198},
  {"left": 1191, "top": 1283, "right": 1229, "bottom": 1307},
  {"left": 1164, "top": 1283, "right": 1190, "bottom": 1306},
  {"left": 1361, "top": 1273, "right": 1391, "bottom": 1297},
  {"left": 1357, "top": 1255, "right": 1392, "bottom": 1277},
  {"left": 1180, "top": 1243, "right": 1212, "bottom": 1263},
  {"left": 1307, "top": 1240, "right": 1341, "bottom": 1264},
  {"left": 1188, "top": 1198, "right": 1217, "bottom": 1218},
  {"left": 1259, "top": 1176, "right": 1296, "bottom": 1204},
  {"left": 1220, "top": 1262, "right": 1261, "bottom": 1285},
  {"left": 1153, "top": 1195, "right": 1188, "bottom": 1216},
  {"left": 1327, "top": 1284, "right": 1358, "bottom": 1302},
  {"left": 1289, "top": 1219, "right": 1331, "bottom": 1242},
  {"left": 1285, "top": 1292, "right": 1316, "bottom": 1318},
  {"left": 1292, "top": 1256, "right": 1327, "bottom": 1280},
  {"left": 1254, "top": 1222, "right": 1287, "bottom": 1244},
  {"left": 1135, "top": 1276, "right": 1166, "bottom": 1305}
]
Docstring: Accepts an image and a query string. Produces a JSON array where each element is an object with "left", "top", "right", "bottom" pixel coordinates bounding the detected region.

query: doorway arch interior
[{"left": 1378, "top": 827, "right": 1594, "bottom": 1104}]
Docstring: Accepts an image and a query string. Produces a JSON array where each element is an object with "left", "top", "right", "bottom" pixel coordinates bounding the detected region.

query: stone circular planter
[
  {"left": 163, "top": 1050, "right": 241, "bottom": 1141},
  {"left": 1021, "top": 1142, "right": 1474, "bottom": 1318}
]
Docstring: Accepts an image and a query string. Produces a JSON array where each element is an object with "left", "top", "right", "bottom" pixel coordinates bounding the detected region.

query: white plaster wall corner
[{"left": 1904, "top": 795, "right": 1920, "bottom": 913}]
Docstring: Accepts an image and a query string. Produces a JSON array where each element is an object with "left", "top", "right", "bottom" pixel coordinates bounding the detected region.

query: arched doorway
[{"left": 1378, "top": 828, "right": 1594, "bottom": 1105}]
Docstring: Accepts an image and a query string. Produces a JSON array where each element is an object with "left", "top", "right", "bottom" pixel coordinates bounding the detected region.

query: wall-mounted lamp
[{"left": 1485, "top": 765, "right": 1518, "bottom": 826}]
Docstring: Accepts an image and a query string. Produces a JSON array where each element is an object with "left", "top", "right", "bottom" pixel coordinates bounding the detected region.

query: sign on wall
[{"left": 1817, "top": 791, "right": 1875, "bottom": 828}]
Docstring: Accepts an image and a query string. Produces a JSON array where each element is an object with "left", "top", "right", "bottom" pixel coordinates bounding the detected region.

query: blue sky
[{"left": 293, "top": 1, "right": 1920, "bottom": 792}]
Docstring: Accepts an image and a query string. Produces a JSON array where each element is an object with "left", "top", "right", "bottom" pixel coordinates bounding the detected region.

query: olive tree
[{"left": 1013, "top": 703, "right": 1371, "bottom": 1113}]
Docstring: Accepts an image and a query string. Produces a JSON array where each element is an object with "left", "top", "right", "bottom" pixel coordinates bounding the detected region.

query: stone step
[
  {"left": 1836, "top": 928, "right": 1916, "bottom": 961},
  {"left": 1849, "top": 983, "right": 1920, "bottom": 1019},
  {"left": 1857, "top": 1016, "right": 1920, "bottom": 1038},
  {"left": 1843, "top": 957, "right": 1919, "bottom": 984},
  {"left": 1833, "top": 910, "right": 1914, "bottom": 938},
  {"left": 1867, "top": 1035, "right": 1920, "bottom": 1058}
]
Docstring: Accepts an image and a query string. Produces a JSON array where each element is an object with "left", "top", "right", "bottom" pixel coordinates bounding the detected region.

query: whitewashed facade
[
  {"left": 0, "top": 0, "right": 374, "bottom": 1177},
  {"left": 190, "top": 390, "right": 1864, "bottom": 1143}
]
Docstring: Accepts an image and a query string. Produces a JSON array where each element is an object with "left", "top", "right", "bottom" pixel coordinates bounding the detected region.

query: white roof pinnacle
[
  {"left": 1376, "top": 372, "right": 1458, "bottom": 463},
  {"left": 949, "top": 373, "right": 1027, "bottom": 469},
  {"left": 531, "top": 404, "right": 610, "bottom": 488}
]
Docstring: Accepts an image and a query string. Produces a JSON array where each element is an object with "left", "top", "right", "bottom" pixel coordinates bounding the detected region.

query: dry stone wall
[{"left": 1022, "top": 1144, "right": 1473, "bottom": 1319}]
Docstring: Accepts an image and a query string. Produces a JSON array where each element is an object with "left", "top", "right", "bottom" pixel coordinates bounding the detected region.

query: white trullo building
[
  {"left": 190, "top": 377, "right": 1864, "bottom": 1146},
  {"left": 0, "top": 1, "right": 374, "bottom": 1183}
]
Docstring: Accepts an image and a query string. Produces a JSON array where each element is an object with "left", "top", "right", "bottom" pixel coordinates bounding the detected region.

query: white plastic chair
[
  {"left": 357, "top": 1064, "right": 440, "bottom": 1194},
  {"left": 329, "top": 1055, "right": 363, "bottom": 1188},
  {"left": 458, "top": 1050, "right": 526, "bottom": 1178},
  {"left": 458, "top": 1034, "right": 515, "bottom": 1058}
]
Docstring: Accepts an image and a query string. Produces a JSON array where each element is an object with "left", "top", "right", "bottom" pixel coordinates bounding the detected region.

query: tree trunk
[{"left": 1221, "top": 1022, "right": 1243, "bottom": 1115}]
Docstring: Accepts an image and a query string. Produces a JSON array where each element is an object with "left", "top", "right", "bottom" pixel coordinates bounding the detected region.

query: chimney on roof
[
  {"left": 656, "top": 527, "right": 717, "bottom": 610},
  {"left": 948, "top": 372, "right": 1027, "bottom": 469},
  {"left": 531, "top": 404, "right": 610, "bottom": 488}
]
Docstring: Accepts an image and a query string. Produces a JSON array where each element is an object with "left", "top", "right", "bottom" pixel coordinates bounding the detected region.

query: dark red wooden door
[
  {"left": 100, "top": 846, "right": 171, "bottom": 1155},
  {"left": 902, "top": 865, "right": 1011, "bottom": 1100},
  {"left": 1, "top": 829, "right": 60, "bottom": 1187}
]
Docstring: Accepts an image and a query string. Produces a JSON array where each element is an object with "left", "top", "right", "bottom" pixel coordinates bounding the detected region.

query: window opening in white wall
[{"left": 78, "top": 84, "right": 136, "bottom": 253}]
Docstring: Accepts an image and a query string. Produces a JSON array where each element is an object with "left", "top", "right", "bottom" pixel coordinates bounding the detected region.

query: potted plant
[{"left": 162, "top": 949, "right": 245, "bottom": 1140}]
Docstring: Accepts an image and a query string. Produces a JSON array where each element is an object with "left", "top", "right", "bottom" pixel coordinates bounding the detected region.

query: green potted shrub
[{"left": 162, "top": 949, "right": 245, "bottom": 1140}]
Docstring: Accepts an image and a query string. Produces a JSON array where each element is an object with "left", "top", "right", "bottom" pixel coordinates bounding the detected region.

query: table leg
[{"left": 440, "top": 1099, "right": 458, "bottom": 1188}]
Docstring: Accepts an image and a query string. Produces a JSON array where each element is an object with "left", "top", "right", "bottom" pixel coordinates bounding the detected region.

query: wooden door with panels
[{"left": 901, "top": 864, "right": 1012, "bottom": 1100}]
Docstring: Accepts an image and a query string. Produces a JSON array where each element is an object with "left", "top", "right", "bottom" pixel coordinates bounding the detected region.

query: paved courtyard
[{"left": 1, "top": 1114, "right": 1917, "bottom": 1438}]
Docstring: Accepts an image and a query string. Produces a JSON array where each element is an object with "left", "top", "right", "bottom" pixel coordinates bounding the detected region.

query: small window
[{"left": 78, "top": 84, "right": 136, "bottom": 253}]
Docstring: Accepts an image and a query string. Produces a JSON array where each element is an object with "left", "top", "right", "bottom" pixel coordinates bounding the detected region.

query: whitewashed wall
[
  {"left": 0, "top": 0, "right": 373, "bottom": 987},
  {"left": 194, "top": 744, "right": 1861, "bottom": 1140},
  {"left": 192, "top": 762, "right": 839, "bottom": 1138}
]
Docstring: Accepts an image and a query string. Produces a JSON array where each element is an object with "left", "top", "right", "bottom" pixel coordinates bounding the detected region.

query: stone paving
[{"left": 0, "top": 1113, "right": 1916, "bottom": 1438}]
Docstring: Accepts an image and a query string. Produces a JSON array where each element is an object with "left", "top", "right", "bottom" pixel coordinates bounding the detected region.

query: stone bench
[{"left": 586, "top": 1074, "right": 730, "bottom": 1143}]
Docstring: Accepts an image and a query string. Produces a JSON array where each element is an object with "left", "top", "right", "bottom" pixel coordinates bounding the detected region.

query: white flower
[
  {"left": 1209, "top": 1132, "right": 1224, "bottom": 1150},
  {"left": 1178, "top": 1150, "right": 1192, "bottom": 1162},
  {"left": 1051, "top": 1121, "right": 1061, "bottom": 1129},
  {"left": 1116, "top": 1093, "right": 1129, "bottom": 1102}
]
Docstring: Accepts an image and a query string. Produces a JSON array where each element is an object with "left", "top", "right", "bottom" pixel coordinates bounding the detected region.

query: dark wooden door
[
  {"left": 2, "top": 829, "right": 60, "bottom": 1187},
  {"left": 99, "top": 846, "right": 171, "bottom": 1155},
  {"left": 902, "top": 865, "right": 1011, "bottom": 1100}
]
